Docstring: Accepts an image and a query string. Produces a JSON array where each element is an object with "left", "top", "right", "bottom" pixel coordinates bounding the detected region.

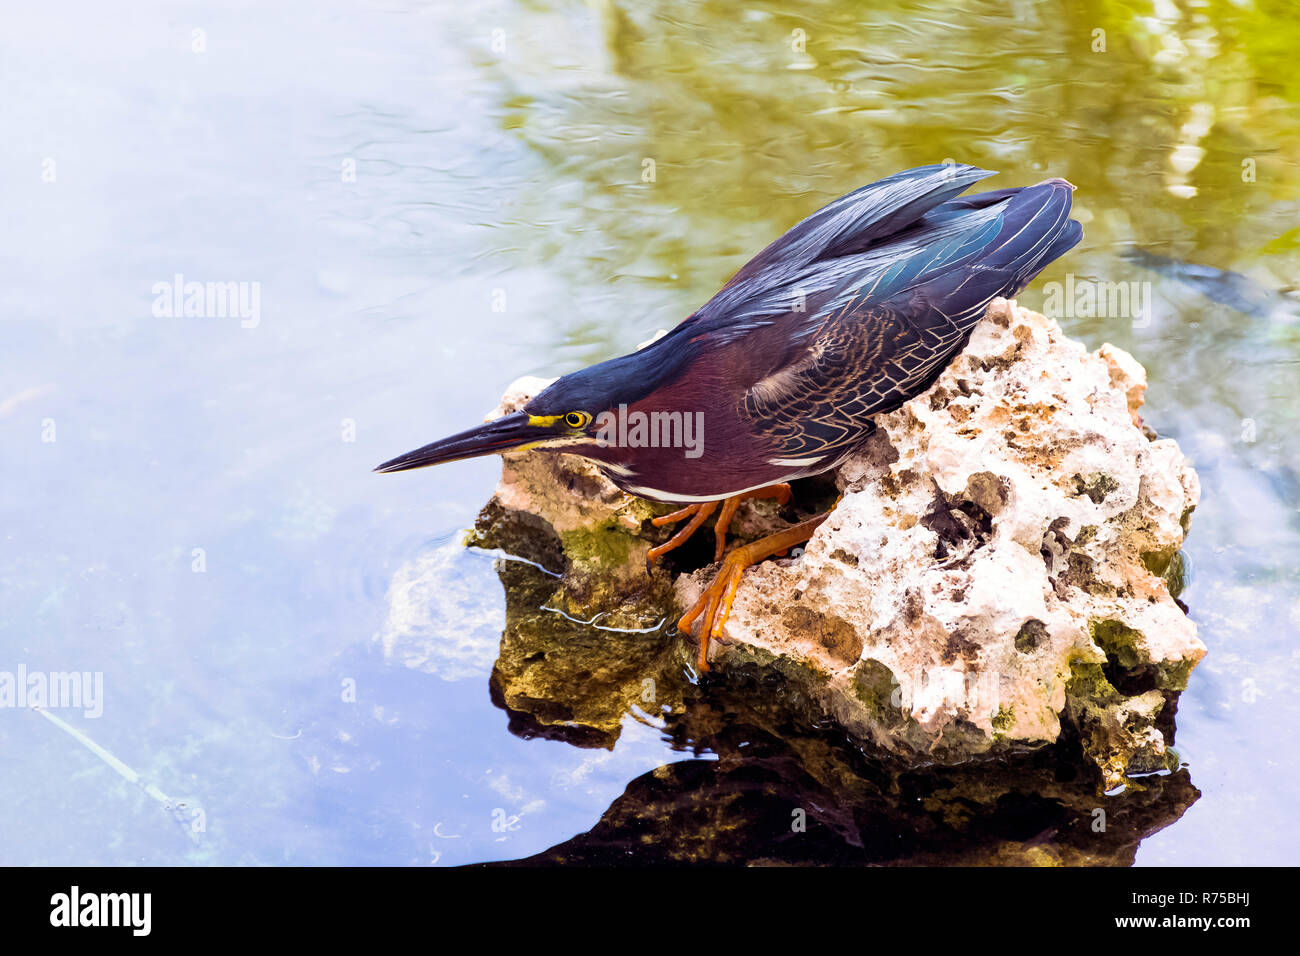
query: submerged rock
[{"left": 471, "top": 299, "right": 1204, "bottom": 789}]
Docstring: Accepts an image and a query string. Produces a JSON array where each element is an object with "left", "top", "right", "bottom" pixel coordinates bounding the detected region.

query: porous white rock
[{"left": 677, "top": 298, "right": 1204, "bottom": 785}]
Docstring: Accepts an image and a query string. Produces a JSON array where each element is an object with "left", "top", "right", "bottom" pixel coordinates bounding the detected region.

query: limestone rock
[
  {"left": 472, "top": 375, "right": 672, "bottom": 628},
  {"left": 473, "top": 299, "right": 1204, "bottom": 788},
  {"left": 675, "top": 299, "right": 1204, "bottom": 787},
  {"left": 467, "top": 377, "right": 686, "bottom": 745}
]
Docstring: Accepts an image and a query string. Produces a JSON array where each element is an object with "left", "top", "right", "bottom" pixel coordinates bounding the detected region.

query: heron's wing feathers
[
  {"left": 742, "top": 289, "right": 967, "bottom": 460},
  {"left": 681, "top": 164, "right": 995, "bottom": 339},
  {"left": 741, "top": 179, "right": 1083, "bottom": 461},
  {"left": 721, "top": 164, "right": 996, "bottom": 285}
]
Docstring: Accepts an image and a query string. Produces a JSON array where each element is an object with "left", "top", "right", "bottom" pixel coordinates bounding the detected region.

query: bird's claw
[
  {"left": 674, "top": 512, "right": 830, "bottom": 672},
  {"left": 646, "top": 484, "right": 792, "bottom": 566},
  {"left": 677, "top": 551, "right": 752, "bottom": 672},
  {"left": 646, "top": 502, "right": 718, "bottom": 564}
]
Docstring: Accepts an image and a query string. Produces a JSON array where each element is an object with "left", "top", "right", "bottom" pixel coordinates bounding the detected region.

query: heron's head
[{"left": 373, "top": 336, "right": 696, "bottom": 474}]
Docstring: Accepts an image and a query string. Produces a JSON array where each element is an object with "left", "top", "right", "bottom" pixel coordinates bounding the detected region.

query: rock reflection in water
[{"left": 472, "top": 544, "right": 1199, "bottom": 866}]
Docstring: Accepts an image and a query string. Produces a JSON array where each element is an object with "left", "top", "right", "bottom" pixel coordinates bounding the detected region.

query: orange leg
[
  {"left": 647, "top": 483, "right": 792, "bottom": 564},
  {"left": 678, "top": 513, "right": 828, "bottom": 672},
  {"left": 647, "top": 501, "right": 718, "bottom": 563}
]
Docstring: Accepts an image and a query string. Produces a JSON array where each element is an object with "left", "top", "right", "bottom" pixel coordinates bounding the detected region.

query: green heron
[{"left": 377, "top": 164, "right": 1081, "bottom": 670}]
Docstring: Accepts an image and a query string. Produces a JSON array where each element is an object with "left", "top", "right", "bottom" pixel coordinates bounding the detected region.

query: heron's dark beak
[{"left": 373, "top": 411, "right": 552, "bottom": 473}]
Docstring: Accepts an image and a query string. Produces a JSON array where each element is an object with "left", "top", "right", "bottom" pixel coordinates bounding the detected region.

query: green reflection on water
[
  {"left": 474, "top": 0, "right": 1297, "bottom": 365},
  {"left": 450, "top": 0, "right": 1300, "bottom": 864}
]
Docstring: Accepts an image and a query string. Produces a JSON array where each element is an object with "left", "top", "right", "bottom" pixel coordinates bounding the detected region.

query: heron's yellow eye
[{"left": 565, "top": 411, "right": 591, "bottom": 429}]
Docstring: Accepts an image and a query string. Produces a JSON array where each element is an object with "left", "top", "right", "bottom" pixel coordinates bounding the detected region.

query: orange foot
[
  {"left": 646, "top": 484, "right": 792, "bottom": 565},
  {"left": 678, "top": 513, "right": 829, "bottom": 672}
]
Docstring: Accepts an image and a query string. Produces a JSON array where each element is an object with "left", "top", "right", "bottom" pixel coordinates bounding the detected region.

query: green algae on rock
[{"left": 465, "top": 376, "right": 689, "bottom": 746}]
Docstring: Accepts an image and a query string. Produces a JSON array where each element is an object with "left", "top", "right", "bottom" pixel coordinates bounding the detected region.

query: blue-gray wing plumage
[{"left": 737, "top": 174, "right": 1082, "bottom": 461}]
